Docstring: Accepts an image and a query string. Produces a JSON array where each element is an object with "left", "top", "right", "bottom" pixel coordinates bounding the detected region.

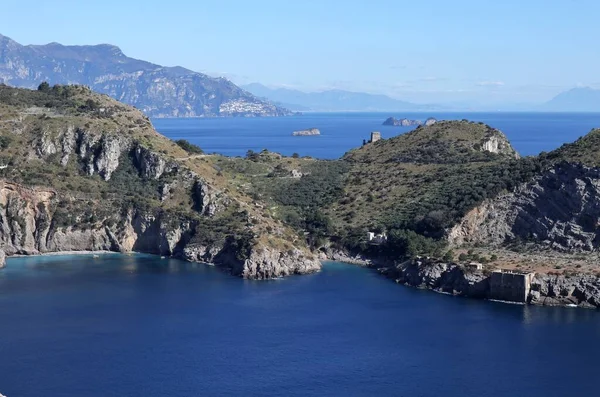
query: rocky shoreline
[
  {"left": 325, "top": 251, "right": 600, "bottom": 309},
  {"left": 9, "top": 250, "right": 116, "bottom": 258},
  {"left": 0, "top": 248, "right": 321, "bottom": 280},
  {"left": 3, "top": 245, "right": 599, "bottom": 309}
]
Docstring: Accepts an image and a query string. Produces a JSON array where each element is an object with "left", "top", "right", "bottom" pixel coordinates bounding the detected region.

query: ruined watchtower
[
  {"left": 489, "top": 269, "right": 536, "bottom": 303},
  {"left": 370, "top": 131, "right": 381, "bottom": 143}
]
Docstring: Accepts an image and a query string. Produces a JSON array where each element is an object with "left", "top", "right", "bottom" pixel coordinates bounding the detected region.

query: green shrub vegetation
[
  {"left": 6, "top": 83, "right": 600, "bottom": 265},
  {"left": 175, "top": 139, "right": 203, "bottom": 154}
]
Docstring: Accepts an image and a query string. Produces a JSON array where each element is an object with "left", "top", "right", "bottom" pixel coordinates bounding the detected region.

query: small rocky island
[
  {"left": 383, "top": 117, "right": 438, "bottom": 127},
  {"left": 382, "top": 117, "right": 421, "bottom": 127},
  {"left": 292, "top": 128, "right": 320, "bottom": 136}
]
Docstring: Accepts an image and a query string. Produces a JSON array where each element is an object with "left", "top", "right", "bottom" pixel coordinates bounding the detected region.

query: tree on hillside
[{"left": 37, "top": 81, "right": 50, "bottom": 93}]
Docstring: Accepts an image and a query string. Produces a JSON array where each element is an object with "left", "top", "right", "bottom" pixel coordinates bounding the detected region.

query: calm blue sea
[
  {"left": 153, "top": 112, "right": 600, "bottom": 159},
  {"left": 0, "top": 254, "right": 599, "bottom": 397}
]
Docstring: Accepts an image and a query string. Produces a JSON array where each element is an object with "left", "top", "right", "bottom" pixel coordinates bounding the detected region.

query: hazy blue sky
[{"left": 3, "top": 0, "right": 599, "bottom": 105}]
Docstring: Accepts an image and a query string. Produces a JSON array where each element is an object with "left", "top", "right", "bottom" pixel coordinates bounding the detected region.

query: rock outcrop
[
  {"left": 0, "top": 249, "right": 5, "bottom": 268},
  {"left": 481, "top": 134, "right": 519, "bottom": 158},
  {"left": 236, "top": 247, "right": 321, "bottom": 279},
  {"left": 374, "top": 257, "right": 600, "bottom": 308},
  {"left": 292, "top": 128, "right": 320, "bottom": 136},
  {"left": 382, "top": 117, "right": 422, "bottom": 127},
  {"left": 376, "top": 258, "right": 489, "bottom": 299},
  {"left": 449, "top": 163, "right": 600, "bottom": 251},
  {"left": 424, "top": 117, "right": 437, "bottom": 126},
  {"left": 530, "top": 273, "right": 600, "bottom": 308}
]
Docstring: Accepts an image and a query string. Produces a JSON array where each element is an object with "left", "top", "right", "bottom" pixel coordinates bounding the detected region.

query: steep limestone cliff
[
  {"left": 449, "top": 163, "right": 600, "bottom": 251},
  {"left": 0, "top": 85, "right": 319, "bottom": 278}
]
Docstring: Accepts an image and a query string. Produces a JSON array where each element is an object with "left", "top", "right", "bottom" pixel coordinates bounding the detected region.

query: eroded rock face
[
  {"left": 377, "top": 258, "right": 489, "bottom": 298},
  {"left": 134, "top": 146, "right": 170, "bottom": 179},
  {"left": 237, "top": 247, "right": 321, "bottom": 279},
  {"left": 530, "top": 274, "right": 600, "bottom": 308},
  {"left": 374, "top": 257, "right": 600, "bottom": 308},
  {"left": 0, "top": 180, "right": 319, "bottom": 279},
  {"left": 480, "top": 130, "right": 520, "bottom": 158},
  {"left": 94, "top": 135, "right": 131, "bottom": 180},
  {"left": 450, "top": 163, "right": 600, "bottom": 251},
  {"left": 33, "top": 126, "right": 190, "bottom": 183},
  {"left": 0, "top": 182, "right": 184, "bottom": 256},
  {"left": 0, "top": 249, "right": 5, "bottom": 268},
  {"left": 36, "top": 127, "right": 132, "bottom": 180}
]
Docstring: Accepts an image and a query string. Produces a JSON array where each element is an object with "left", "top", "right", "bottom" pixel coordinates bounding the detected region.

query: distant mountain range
[
  {"left": 543, "top": 87, "right": 600, "bottom": 112},
  {"left": 243, "top": 83, "right": 600, "bottom": 113},
  {"left": 241, "top": 83, "right": 442, "bottom": 112},
  {"left": 0, "top": 33, "right": 291, "bottom": 118}
]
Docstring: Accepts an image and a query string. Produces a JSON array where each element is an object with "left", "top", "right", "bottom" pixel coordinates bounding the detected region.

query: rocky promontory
[
  {"left": 382, "top": 117, "right": 422, "bottom": 127},
  {"left": 0, "top": 84, "right": 320, "bottom": 279},
  {"left": 292, "top": 128, "right": 320, "bottom": 136}
]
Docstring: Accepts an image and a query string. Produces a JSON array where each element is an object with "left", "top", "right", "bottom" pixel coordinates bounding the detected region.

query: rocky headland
[{"left": 0, "top": 84, "right": 319, "bottom": 279}]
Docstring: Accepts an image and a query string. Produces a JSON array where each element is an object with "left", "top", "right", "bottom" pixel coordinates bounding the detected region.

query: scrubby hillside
[
  {"left": 333, "top": 121, "right": 537, "bottom": 246},
  {"left": 542, "top": 128, "right": 600, "bottom": 166},
  {"left": 0, "top": 84, "right": 319, "bottom": 279},
  {"left": 208, "top": 121, "right": 540, "bottom": 257},
  {"left": 167, "top": 119, "right": 600, "bottom": 307}
]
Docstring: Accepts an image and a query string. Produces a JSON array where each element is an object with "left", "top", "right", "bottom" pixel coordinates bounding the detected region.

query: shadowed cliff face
[
  {"left": 0, "top": 33, "right": 292, "bottom": 118},
  {"left": 449, "top": 163, "right": 600, "bottom": 251},
  {"left": 0, "top": 85, "right": 320, "bottom": 279}
]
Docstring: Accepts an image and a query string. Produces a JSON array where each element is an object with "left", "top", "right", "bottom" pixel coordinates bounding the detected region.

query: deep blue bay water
[
  {"left": 1, "top": 254, "right": 600, "bottom": 397},
  {"left": 153, "top": 112, "right": 600, "bottom": 159}
]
